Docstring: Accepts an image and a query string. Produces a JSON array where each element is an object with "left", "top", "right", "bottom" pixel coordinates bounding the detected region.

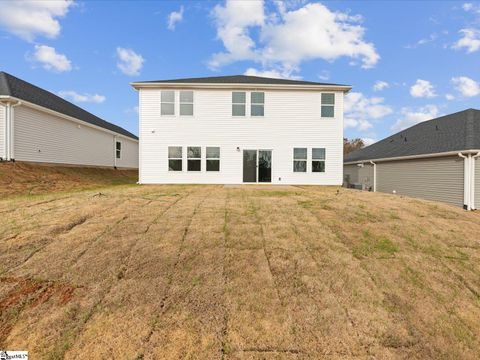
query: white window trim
[
  {"left": 320, "top": 92, "right": 335, "bottom": 119},
  {"left": 232, "top": 91, "right": 247, "bottom": 117},
  {"left": 179, "top": 90, "right": 194, "bottom": 117},
  {"left": 187, "top": 145, "right": 202, "bottom": 172},
  {"left": 312, "top": 147, "right": 326, "bottom": 173},
  {"left": 293, "top": 147, "right": 307, "bottom": 173},
  {"left": 168, "top": 145, "right": 183, "bottom": 172},
  {"left": 206, "top": 146, "right": 221, "bottom": 172},
  {"left": 161, "top": 90, "right": 176, "bottom": 117},
  {"left": 115, "top": 140, "right": 122, "bottom": 160},
  {"left": 251, "top": 91, "right": 265, "bottom": 117}
]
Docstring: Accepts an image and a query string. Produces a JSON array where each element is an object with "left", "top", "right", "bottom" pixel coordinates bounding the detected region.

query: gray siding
[
  {"left": 377, "top": 156, "right": 464, "bottom": 207},
  {"left": 343, "top": 163, "right": 374, "bottom": 190},
  {"left": 0, "top": 104, "right": 4, "bottom": 159},
  {"left": 476, "top": 158, "right": 480, "bottom": 210}
]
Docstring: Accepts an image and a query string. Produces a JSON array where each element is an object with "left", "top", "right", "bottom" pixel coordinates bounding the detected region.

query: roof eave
[
  {"left": 344, "top": 149, "right": 480, "bottom": 164},
  {"left": 130, "top": 82, "right": 352, "bottom": 92}
]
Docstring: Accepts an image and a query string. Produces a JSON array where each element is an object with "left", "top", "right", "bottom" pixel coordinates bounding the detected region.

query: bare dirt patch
[{"left": 1, "top": 184, "right": 480, "bottom": 359}]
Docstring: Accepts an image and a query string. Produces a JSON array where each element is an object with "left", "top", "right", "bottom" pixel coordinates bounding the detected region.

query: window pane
[
  {"left": 187, "top": 146, "right": 201, "bottom": 158},
  {"left": 206, "top": 147, "right": 220, "bottom": 158},
  {"left": 232, "top": 92, "right": 246, "bottom": 103},
  {"left": 161, "top": 103, "right": 175, "bottom": 115},
  {"left": 251, "top": 92, "right": 264, "bottom": 104},
  {"left": 180, "top": 91, "right": 193, "bottom": 103},
  {"left": 116, "top": 142, "right": 121, "bottom": 150},
  {"left": 293, "top": 160, "right": 306, "bottom": 172},
  {"left": 169, "top": 159, "right": 182, "bottom": 171},
  {"left": 161, "top": 90, "right": 175, "bottom": 103},
  {"left": 116, "top": 150, "right": 121, "bottom": 159},
  {"left": 321, "top": 105, "right": 334, "bottom": 118},
  {"left": 188, "top": 159, "right": 201, "bottom": 171},
  {"left": 232, "top": 104, "right": 245, "bottom": 116},
  {"left": 207, "top": 159, "right": 220, "bottom": 171},
  {"left": 312, "top": 161, "right": 325, "bottom": 172},
  {"left": 321, "top": 93, "right": 335, "bottom": 105},
  {"left": 312, "top": 148, "right": 325, "bottom": 159},
  {"left": 293, "top": 148, "right": 307, "bottom": 160},
  {"left": 168, "top": 146, "right": 182, "bottom": 158},
  {"left": 251, "top": 104, "right": 264, "bottom": 116},
  {"left": 180, "top": 104, "right": 193, "bottom": 116}
]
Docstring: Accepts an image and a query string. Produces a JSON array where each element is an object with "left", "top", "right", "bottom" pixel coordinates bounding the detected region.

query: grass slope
[
  {"left": 0, "top": 162, "right": 137, "bottom": 198},
  {"left": 0, "top": 184, "right": 480, "bottom": 359}
]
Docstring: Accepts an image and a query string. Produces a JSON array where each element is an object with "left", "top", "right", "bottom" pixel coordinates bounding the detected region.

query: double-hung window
[
  {"left": 321, "top": 93, "right": 335, "bottom": 118},
  {"left": 312, "top": 148, "right": 326, "bottom": 172},
  {"left": 168, "top": 146, "right": 182, "bottom": 171},
  {"left": 293, "top": 148, "right": 307, "bottom": 172},
  {"left": 115, "top": 141, "right": 122, "bottom": 159},
  {"left": 232, "top": 92, "right": 246, "bottom": 116},
  {"left": 187, "top": 146, "right": 201, "bottom": 171},
  {"left": 180, "top": 91, "right": 194, "bottom": 116},
  {"left": 251, "top": 92, "right": 264, "bottom": 116},
  {"left": 161, "top": 90, "right": 175, "bottom": 116},
  {"left": 206, "top": 147, "right": 220, "bottom": 172}
]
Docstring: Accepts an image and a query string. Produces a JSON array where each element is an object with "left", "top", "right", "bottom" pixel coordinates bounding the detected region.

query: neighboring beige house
[
  {"left": 132, "top": 75, "right": 351, "bottom": 185},
  {"left": 344, "top": 109, "right": 480, "bottom": 210},
  {"left": 0, "top": 72, "right": 138, "bottom": 169}
]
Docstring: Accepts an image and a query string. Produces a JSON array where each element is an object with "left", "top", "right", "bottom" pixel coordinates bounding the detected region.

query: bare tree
[{"left": 344, "top": 138, "right": 365, "bottom": 155}]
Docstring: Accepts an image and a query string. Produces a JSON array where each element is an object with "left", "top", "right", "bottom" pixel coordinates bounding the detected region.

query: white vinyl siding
[
  {"left": 476, "top": 158, "right": 480, "bottom": 209},
  {"left": 0, "top": 104, "right": 4, "bottom": 159},
  {"left": 12, "top": 105, "right": 138, "bottom": 168},
  {"left": 139, "top": 89, "right": 344, "bottom": 184},
  {"left": 376, "top": 157, "right": 464, "bottom": 207}
]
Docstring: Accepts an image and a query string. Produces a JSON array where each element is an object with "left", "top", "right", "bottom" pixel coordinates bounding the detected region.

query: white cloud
[
  {"left": 362, "top": 137, "right": 377, "bottom": 146},
  {"left": 0, "top": 0, "right": 74, "bottom": 42},
  {"left": 210, "top": 1, "right": 379, "bottom": 75},
  {"left": 167, "top": 6, "right": 184, "bottom": 31},
  {"left": 391, "top": 105, "right": 439, "bottom": 131},
  {"left": 410, "top": 79, "right": 436, "bottom": 98},
  {"left": 445, "top": 94, "right": 455, "bottom": 101},
  {"left": 32, "top": 45, "right": 72, "bottom": 72},
  {"left": 453, "top": 28, "right": 480, "bottom": 53},
  {"left": 116, "top": 47, "right": 144, "bottom": 76},
  {"left": 344, "top": 92, "right": 393, "bottom": 131},
  {"left": 373, "top": 80, "right": 389, "bottom": 91},
  {"left": 244, "top": 67, "right": 301, "bottom": 79},
  {"left": 452, "top": 76, "right": 480, "bottom": 97},
  {"left": 318, "top": 70, "right": 330, "bottom": 81},
  {"left": 58, "top": 90, "right": 106, "bottom": 104}
]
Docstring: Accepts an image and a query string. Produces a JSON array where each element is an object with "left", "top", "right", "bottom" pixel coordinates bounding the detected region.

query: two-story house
[{"left": 131, "top": 75, "right": 351, "bottom": 185}]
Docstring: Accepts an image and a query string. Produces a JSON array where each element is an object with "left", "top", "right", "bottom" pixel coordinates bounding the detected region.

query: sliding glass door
[{"left": 242, "top": 150, "right": 272, "bottom": 183}]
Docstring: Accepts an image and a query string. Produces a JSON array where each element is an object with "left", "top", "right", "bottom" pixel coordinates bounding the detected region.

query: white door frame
[{"left": 242, "top": 149, "right": 273, "bottom": 183}]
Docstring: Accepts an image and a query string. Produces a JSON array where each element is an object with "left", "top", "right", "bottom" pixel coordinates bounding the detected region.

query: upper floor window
[
  {"left": 232, "top": 92, "right": 246, "bottom": 116},
  {"left": 187, "top": 146, "right": 201, "bottom": 171},
  {"left": 251, "top": 92, "right": 264, "bottom": 116},
  {"left": 116, "top": 141, "right": 122, "bottom": 159},
  {"left": 168, "top": 146, "right": 182, "bottom": 171},
  {"left": 293, "top": 148, "right": 307, "bottom": 172},
  {"left": 161, "top": 90, "right": 175, "bottom": 116},
  {"left": 206, "top": 147, "right": 220, "bottom": 172},
  {"left": 321, "top": 93, "right": 335, "bottom": 118},
  {"left": 312, "top": 148, "right": 326, "bottom": 172},
  {"left": 180, "top": 91, "right": 194, "bottom": 116}
]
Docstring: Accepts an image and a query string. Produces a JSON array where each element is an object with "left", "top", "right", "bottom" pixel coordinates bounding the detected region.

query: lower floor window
[
  {"left": 168, "top": 146, "right": 182, "bottom": 171},
  {"left": 312, "top": 148, "right": 325, "bottom": 172},
  {"left": 187, "top": 146, "right": 201, "bottom": 171},
  {"left": 293, "top": 148, "right": 307, "bottom": 172},
  {"left": 206, "top": 147, "right": 220, "bottom": 171}
]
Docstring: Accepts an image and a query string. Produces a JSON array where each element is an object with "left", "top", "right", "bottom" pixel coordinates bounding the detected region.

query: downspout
[
  {"left": 113, "top": 135, "right": 117, "bottom": 169},
  {"left": 459, "top": 152, "right": 471, "bottom": 210},
  {"left": 369, "top": 161, "right": 377, "bottom": 192},
  {"left": 4, "top": 103, "right": 10, "bottom": 161},
  {"left": 10, "top": 101, "right": 21, "bottom": 161},
  {"left": 471, "top": 152, "right": 480, "bottom": 210}
]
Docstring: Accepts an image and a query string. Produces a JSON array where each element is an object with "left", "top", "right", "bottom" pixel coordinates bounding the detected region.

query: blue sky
[{"left": 0, "top": 1, "right": 479, "bottom": 143}]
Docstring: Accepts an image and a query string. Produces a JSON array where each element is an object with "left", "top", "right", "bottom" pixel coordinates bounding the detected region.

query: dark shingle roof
[
  {"left": 0, "top": 72, "right": 137, "bottom": 140},
  {"left": 345, "top": 109, "right": 480, "bottom": 163},
  {"left": 135, "top": 74, "right": 349, "bottom": 87}
]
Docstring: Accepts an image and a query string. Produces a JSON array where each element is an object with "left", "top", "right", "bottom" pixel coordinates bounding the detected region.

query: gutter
[{"left": 369, "top": 161, "right": 377, "bottom": 192}]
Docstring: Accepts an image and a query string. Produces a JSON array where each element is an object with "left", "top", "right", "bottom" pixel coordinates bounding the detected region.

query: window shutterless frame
[
  {"left": 251, "top": 92, "right": 264, "bottom": 117},
  {"left": 312, "top": 148, "right": 326, "bottom": 172},
  {"left": 187, "top": 146, "right": 202, "bottom": 171},
  {"left": 232, "top": 91, "right": 246, "bottom": 116},
  {"left": 115, "top": 141, "right": 122, "bottom": 160},
  {"left": 180, "top": 90, "right": 194, "bottom": 116},
  {"left": 161, "top": 90, "right": 175, "bottom": 116},
  {"left": 206, "top": 146, "right": 220, "bottom": 172},
  {"left": 321, "top": 93, "right": 335, "bottom": 118},
  {"left": 293, "top": 147, "right": 307, "bottom": 172},
  {"left": 168, "top": 146, "right": 183, "bottom": 171}
]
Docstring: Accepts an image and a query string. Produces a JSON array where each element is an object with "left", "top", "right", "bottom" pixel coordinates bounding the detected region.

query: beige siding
[
  {"left": 377, "top": 156, "right": 464, "bottom": 207},
  {"left": 13, "top": 105, "right": 138, "bottom": 168},
  {"left": 116, "top": 137, "right": 139, "bottom": 169},
  {"left": 139, "top": 88, "right": 344, "bottom": 184},
  {"left": 344, "top": 163, "right": 374, "bottom": 190},
  {"left": 476, "top": 158, "right": 480, "bottom": 209},
  {"left": 343, "top": 164, "right": 359, "bottom": 184},
  {"left": 0, "top": 104, "right": 4, "bottom": 159}
]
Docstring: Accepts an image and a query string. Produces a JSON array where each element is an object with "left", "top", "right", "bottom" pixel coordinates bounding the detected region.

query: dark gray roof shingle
[
  {"left": 135, "top": 74, "right": 349, "bottom": 87},
  {"left": 0, "top": 72, "right": 138, "bottom": 140},
  {"left": 345, "top": 109, "right": 480, "bottom": 162}
]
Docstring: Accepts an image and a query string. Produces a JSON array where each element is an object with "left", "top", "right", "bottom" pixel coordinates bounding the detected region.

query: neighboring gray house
[
  {"left": 0, "top": 72, "right": 138, "bottom": 169},
  {"left": 344, "top": 109, "right": 480, "bottom": 210}
]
